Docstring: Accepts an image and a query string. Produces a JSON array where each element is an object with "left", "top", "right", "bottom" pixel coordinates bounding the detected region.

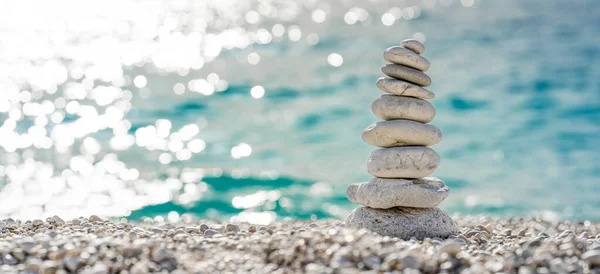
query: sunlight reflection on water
[{"left": 1, "top": 0, "right": 599, "bottom": 223}]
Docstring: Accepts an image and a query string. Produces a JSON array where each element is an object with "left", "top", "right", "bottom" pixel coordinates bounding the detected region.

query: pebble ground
[{"left": 1, "top": 215, "right": 600, "bottom": 273}]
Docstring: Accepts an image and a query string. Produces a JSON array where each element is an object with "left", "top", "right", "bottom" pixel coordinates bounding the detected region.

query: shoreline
[{"left": 1, "top": 215, "right": 599, "bottom": 273}]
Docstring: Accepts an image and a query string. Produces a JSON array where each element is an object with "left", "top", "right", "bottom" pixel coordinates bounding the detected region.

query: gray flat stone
[
  {"left": 382, "top": 64, "right": 431, "bottom": 87},
  {"left": 367, "top": 146, "right": 440, "bottom": 178},
  {"left": 400, "top": 39, "right": 425, "bottom": 54},
  {"left": 371, "top": 94, "right": 435, "bottom": 123},
  {"left": 376, "top": 77, "right": 435, "bottom": 99},
  {"left": 345, "top": 207, "right": 458, "bottom": 239},
  {"left": 384, "top": 46, "right": 430, "bottom": 71},
  {"left": 346, "top": 177, "right": 449, "bottom": 209},
  {"left": 362, "top": 119, "right": 442, "bottom": 148}
]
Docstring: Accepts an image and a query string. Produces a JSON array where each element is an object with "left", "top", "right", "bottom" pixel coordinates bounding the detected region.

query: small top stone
[{"left": 400, "top": 39, "right": 425, "bottom": 54}]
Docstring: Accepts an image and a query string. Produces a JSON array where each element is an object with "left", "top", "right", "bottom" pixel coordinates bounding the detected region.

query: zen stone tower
[{"left": 345, "top": 39, "right": 459, "bottom": 239}]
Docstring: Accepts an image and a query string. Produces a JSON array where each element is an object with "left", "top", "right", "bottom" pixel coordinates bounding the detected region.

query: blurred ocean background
[{"left": 0, "top": 0, "right": 599, "bottom": 224}]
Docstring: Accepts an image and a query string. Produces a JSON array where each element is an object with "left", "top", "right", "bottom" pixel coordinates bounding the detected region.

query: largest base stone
[{"left": 345, "top": 207, "right": 458, "bottom": 239}]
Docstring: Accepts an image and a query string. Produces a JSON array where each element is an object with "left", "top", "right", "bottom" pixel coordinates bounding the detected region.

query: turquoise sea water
[{"left": 0, "top": 0, "right": 599, "bottom": 223}]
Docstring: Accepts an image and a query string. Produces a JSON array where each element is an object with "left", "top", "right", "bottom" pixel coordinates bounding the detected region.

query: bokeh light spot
[
  {"left": 327, "top": 53, "right": 343, "bottom": 67},
  {"left": 250, "top": 86, "right": 265, "bottom": 99}
]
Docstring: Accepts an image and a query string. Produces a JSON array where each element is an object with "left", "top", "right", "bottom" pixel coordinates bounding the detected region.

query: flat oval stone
[
  {"left": 382, "top": 64, "right": 431, "bottom": 87},
  {"left": 362, "top": 120, "right": 442, "bottom": 148},
  {"left": 400, "top": 39, "right": 425, "bottom": 54},
  {"left": 376, "top": 77, "right": 435, "bottom": 99},
  {"left": 371, "top": 95, "right": 435, "bottom": 123},
  {"left": 384, "top": 46, "right": 430, "bottom": 71},
  {"left": 367, "top": 146, "right": 440, "bottom": 178},
  {"left": 346, "top": 177, "right": 449, "bottom": 209},
  {"left": 345, "top": 207, "right": 458, "bottom": 239}
]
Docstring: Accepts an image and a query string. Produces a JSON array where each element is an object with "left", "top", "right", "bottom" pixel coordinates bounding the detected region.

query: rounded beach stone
[
  {"left": 384, "top": 46, "right": 430, "bottom": 71},
  {"left": 382, "top": 64, "right": 431, "bottom": 87},
  {"left": 367, "top": 146, "right": 440, "bottom": 178},
  {"left": 346, "top": 177, "right": 449, "bottom": 209},
  {"left": 400, "top": 39, "right": 425, "bottom": 54},
  {"left": 583, "top": 250, "right": 600, "bottom": 265},
  {"left": 362, "top": 120, "right": 442, "bottom": 148},
  {"left": 371, "top": 95, "right": 435, "bottom": 123},
  {"left": 345, "top": 207, "right": 458, "bottom": 239},
  {"left": 376, "top": 77, "right": 435, "bottom": 99}
]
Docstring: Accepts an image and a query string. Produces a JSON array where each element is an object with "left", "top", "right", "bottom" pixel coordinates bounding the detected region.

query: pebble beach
[
  {"left": 1, "top": 0, "right": 600, "bottom": 272},
  {"left": 2, "top": 216, "right": 600, "bottom": 273}
]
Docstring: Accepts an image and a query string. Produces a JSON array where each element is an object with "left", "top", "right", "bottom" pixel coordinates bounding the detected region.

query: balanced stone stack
[{"left": 345, "top": 39, "right": 459, "bottom": 239}]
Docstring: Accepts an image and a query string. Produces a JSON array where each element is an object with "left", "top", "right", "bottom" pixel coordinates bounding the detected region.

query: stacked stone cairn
[{"left": 345, "top": 39, "right": 459, "bottom": 239}]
